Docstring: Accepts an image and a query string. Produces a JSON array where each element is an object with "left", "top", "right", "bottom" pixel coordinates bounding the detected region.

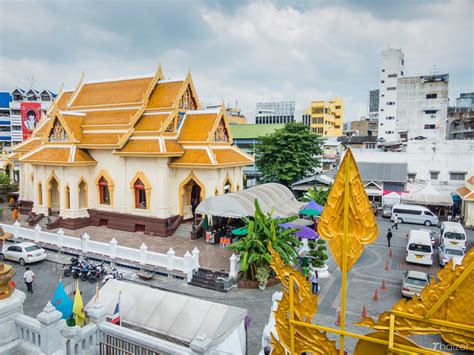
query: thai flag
[{"left": 111, "top": 301, "right": 120, "bottom": 325}]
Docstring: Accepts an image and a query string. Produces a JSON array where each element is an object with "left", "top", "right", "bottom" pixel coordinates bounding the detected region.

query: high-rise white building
[
  {"left": 378, "top": 48, "right": 405, "bottom": 142},
  {"left": 396, "top": 74, "right": 449, "bottom": 141},
  {"left": 255, "top": 101, "right": 295, "bottom": 124}
]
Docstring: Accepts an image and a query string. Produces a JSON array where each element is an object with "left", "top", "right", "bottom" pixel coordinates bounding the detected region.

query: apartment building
[{"left": 304, "top": 97, "right": 344, "bottom": 136}]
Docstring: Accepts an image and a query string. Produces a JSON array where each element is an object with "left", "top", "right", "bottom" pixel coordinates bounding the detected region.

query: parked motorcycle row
[{"left": 62, "top": 257, "right": 123, "bottom": 284}]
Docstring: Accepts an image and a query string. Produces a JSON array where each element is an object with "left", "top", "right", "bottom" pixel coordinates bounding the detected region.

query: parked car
[
  {"left": 391, "top": 204, "right": 438, "bottom": 226},
  {"left": 402, "top": 270, "right": 430, "bottom": 298},
  {"left": 406, "top": 230, "right": 433, "bottom": 266},
  {"left": 440, "top": 222, "right": 467, "bottom": 250},
  {"left": 437, "top": 244, "right": 465, "bottom": 267},
  {"left": 382, "top": 204, "right": 393, "bottom": 218},
  {"left": 417, "top": 228, "right": 436, "bottom": 247},
  {"left": 0, "top": 242, "right": 47, "bottom": 265}
]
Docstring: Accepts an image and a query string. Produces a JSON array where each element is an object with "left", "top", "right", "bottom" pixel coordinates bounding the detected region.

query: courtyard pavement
[
  {"left": 1, "top": 203, "right": 233, "bottom": 272},
  {"left": 3, "top": 211, "right": 473, "bottom": 354}
]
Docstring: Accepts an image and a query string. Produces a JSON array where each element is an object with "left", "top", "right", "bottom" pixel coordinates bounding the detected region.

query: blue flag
[{"left": 52, "top": 280, "right": 73, "bottom": 320}]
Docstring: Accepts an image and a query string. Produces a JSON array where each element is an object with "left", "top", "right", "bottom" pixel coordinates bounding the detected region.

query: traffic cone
[
  {"left": 373, "top": 289, "right": 379, "bottom": 301},
  {"left": 388, "top": 248, "right": 393, "bottom": 258},
  {"left": 335, "top": 310, "right": 341, "bottom": 326},
  {"left": 381, "top": 279, "right": 386, "bottom": 290},
  {"left": 361, "top": 305, "right": 367, "bottom": 319},
  {"left": 385, "top": 261, "right": 390, "bottom": 271}
]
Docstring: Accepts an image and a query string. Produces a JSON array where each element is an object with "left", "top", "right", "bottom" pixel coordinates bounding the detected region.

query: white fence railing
[{"left": 2, "top": 222, "right": 200, "bottom": 282}]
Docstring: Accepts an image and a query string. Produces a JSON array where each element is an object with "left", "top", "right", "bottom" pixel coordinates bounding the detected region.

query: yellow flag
[{"left": 73, "top": 282, "right": 86, "bottom": 326}]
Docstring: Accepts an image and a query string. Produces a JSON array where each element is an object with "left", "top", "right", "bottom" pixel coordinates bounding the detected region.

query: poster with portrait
[{"left": 20, "top": 102, "right": 42, "bottom": 140}]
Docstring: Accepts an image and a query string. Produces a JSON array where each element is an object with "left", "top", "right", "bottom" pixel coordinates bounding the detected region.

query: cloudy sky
[{"left": 0, "top": 0, "right": 472, "bottom": 121}]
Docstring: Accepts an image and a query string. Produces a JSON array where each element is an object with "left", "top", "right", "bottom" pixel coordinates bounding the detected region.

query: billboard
[{"left": 20, "top": 102, "right": 42, "bottom": 140}]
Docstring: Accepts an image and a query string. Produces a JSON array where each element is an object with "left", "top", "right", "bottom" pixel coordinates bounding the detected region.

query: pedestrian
[
  {"left": 391, "top": 213, "right": 399, "bottom": 230},
  {"left": 447, "top": 213, "right": 452, "bottom": 222},
  {"left": 310, "top": 270, "right": 319, "bottom": 294},
  {"left": 23, "top": 267, "right": 35, "bottom": 293},
  {"left": 386, "top": 228, "right": 393, "bottom": 247}
]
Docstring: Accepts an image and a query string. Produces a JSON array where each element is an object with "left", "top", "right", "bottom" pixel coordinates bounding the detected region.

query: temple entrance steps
[
  {"left": 188, "top": 268, "right": 235, "bottom": 292},
  {"left": 172, "top": 221, "right": 193, "bottom": 239}
]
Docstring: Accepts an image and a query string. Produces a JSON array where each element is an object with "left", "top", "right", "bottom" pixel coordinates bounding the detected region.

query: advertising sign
[{"left": 20, "top": 102, "right": 41, "bottom": 140}]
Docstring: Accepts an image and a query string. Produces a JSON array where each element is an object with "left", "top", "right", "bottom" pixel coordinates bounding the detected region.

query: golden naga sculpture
[
  {"left": 269, "top": 243, "right": 338, "bottom": 354},
  {"left": 317, "top": 148, "right": 378, "bottom": 271},
  {"left": 358, "top": 247, "right": 474, "bottom": 351},
  {"left": 0, "top": 227, "right": 15, "bottom": 300}
]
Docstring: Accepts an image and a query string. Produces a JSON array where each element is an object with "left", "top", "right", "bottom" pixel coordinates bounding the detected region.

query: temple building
[{"left": 12, "top": 65, "right": 253, "bottom": 236}]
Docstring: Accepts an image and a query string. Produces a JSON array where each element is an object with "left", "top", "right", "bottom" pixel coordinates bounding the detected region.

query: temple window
[
  {"left": 78, "top": 180, "right": 87, "bottom": 209},
  {"left": 134, "top": 179, "right": 147, "bottom": 209},
  {"left": 98, "top": 177, "right": 110, "bottom": 205},
  {"left": 65, "top": 185, "right": 70, "bottom": 209},
  {"left": 223, "top": 177, "right": 233, "bottom": 194}
]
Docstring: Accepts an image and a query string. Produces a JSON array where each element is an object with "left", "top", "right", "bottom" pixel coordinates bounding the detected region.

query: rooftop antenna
[
  {"left": 29, "top": 74, "right": 36, "bottom": 89},
  {"left": 431, "top": 64, "right": 439, "bottom": 76}
]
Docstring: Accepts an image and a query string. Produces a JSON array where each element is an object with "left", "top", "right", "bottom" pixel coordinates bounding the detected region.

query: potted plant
[
  {"left": 308, "top": 239, "right": 329, "bottom": 278},
  {"left": 256, "top": 265, "right": 271, "bottom": 291}
]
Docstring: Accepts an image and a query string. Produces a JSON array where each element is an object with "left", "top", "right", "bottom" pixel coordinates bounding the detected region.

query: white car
[
  {"left": 402, "top": 271, "right": 430, "bottom": 298},
  {"left": 438, "top": 244, "right": 465, "bottom": 267},
  {"left": 0, "top": 242, "right": 47, "bottom": 265}
]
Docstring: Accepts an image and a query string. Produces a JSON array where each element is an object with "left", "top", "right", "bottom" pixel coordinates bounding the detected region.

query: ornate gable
[
  {"left": 178, "top": 85, "right": 197, "bottom": 110},
  {"left": 212, "top": 118, "right": 230, "bottom": 143},
  {"left": 49, "top": 118, "right": 69, "bottom": 142}
]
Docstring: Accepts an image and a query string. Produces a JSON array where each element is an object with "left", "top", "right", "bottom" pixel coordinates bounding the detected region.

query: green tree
[
  {"left": 254, "top": 122, "right": 324, "bottom": 187},
  {"left": 0, "top": 173, "right": 11, "bottom": 192},
  {"left": 308, "top": 239, "right": 328, "bottom": 268},
  {"left": 227, "top": 199, "right": 301, "bottom": 280},
  {"left": 304, "top": 185, "right": 331, "bottom": 205}
]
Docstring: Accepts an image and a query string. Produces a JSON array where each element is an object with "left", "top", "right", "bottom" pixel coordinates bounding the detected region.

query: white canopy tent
[
  {"left": 382, "top": 191, "right": 402, "bottom": 206},
  {"left": 196, "top": 183, "right": 305, "bottom": 218},
  {"left": 88, "top": 280, "right": 247, "bottom": 353},
  {"left": 401, "top": 183, "right": 453, "bottom": 206}
]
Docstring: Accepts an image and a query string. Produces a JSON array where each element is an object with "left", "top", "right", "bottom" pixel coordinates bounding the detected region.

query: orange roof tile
[
  {"left": 20, "top": 147, "right": 96, "bottom": 165},
  {"left": 467, "top": 175, "right": 474, "bottom": 185},
  {"left": 82, "top": 109, "right": 139, "bottom": 126},
  {"left": 79, "top": 133, "right": 122, "bottom": 146},
  {"left": 118, "top": 139, "right": 161, "bottom": 154},
  {"left": 134, "top": 113, "right": 170, "bottom": 131},
  {"left": 62, "top": 114, "right": 84, "bottom": 141},
  {"left": 147, "top": 81, "right": 183, "bottom": 109},
  {"left": 212, "top": 148, "right": 253, "bottom": 166},
  {"left": 164, "top": 140, "right": 184, "bottom": 154},
  {"left": 170, "top": 149, "right": 212, "bottom": 165},
  {"left": 457, "top": 186, "right": 474, "bottom": 200},
  {"left": 178, "top": 113, "right": 217, "bottom": 142},
  {"left": 13, "top": 138, "right": 42, "bottom": 153},
  {"left": 56, "top": 91, "right": 73, "bottom": 110},
  {"left": 70, "top": 77, "right": 153, "bottom": 107}
]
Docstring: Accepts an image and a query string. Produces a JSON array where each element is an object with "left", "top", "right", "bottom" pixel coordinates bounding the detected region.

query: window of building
[
  {"left": 430, "top": 171, "right": 439, "bottom": 180},
  {"left": 11, "top": 125, "right": 22, "bottom": 131},
  {"left": 381, "top": 109, "right": 384, "bottom": 112},
  {"left": 366, "top": 143, "right": 375, "bottom": 149},
  {"left": 335, "top": 106, "right": 341, "bottom": 109},
  {"left": 0, "top": 126, "right": 10, "bottom": 132},
  {"left": 387, "top": 87, "right": 396, "bottom": 91},
  {"left": 424, "top": 124, "right": 436, "bottom": 129},
  {"left": 449, "top": 172, "right": 466, "bottom": 181},
  {"left": 401, "top": 59, "right": 404, "bottom": 65},
  {"left": 407, "top": 173, "right": 416, "bottom": 182},
  {"left": 386, "top": 116, "right": 395, "bottom": 120},
  {"left": 387, "top": 102, "right": 395, "bottom": 105},
  {"left": 401, "top": 71, "right": 403, "bottom": 76},
  {"left": 11, "top": 110, "right": 20, "bottom": 115},
  {"left": 385, "top": 130, "right": 394, "bottom": 134},
  {"left": 426, "top": 93, "right": 438, "bottom": 99},
  {"left": 41, "top": 94, "right": 50, "bottom": 101},
  {"left": 381, "top": 94, "right": 385, "bottom": 97},
  {"left": 388, "top": 74, "right": 397, "bottom": 78},
  {"left": 37, "top": 183, "right": 43, "bottom": 205},
  {"left": 98, "top": 177, "right": 110, "bottom": 205},
  {"left": 13, "top": 94, "right": 23, "bottom": 101},
  {"left": 381, "top": 80, "right": 385, "bottom": 84},
  {"left": 28, "top": 95, "right": 37, "bottom": 101},
  {"left": 381, "top": 69, "right": 385, "bottom": 72},
  {"left": 134, "top": 178, "right": 147, "bottom": 209},
  {"left": 65, "top": 185, "right": 70, "bottom": 209}
]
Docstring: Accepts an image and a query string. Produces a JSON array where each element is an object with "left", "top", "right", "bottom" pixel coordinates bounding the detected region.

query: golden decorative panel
[
  {"left": 0, "top": 228, "right": 15, "bottom": 300},
  {"left": 358, "top": 247, "right": 474, "bottom": 351},
  {"left": 317, "top": 149, "right": 378, "bottom": 271},
  {"left": 269, "top": 244, "right": 338, "bottom": 354}
]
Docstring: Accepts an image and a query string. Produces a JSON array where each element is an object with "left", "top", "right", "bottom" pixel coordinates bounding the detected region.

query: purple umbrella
[
  {"left": 279, "top": 223, "right": 319, "bottom": 239},
  {"left": 305, "top": 200, "right": 324, "bottom": 212}
]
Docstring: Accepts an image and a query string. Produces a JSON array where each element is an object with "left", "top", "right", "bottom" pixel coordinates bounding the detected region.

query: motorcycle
[{"left": 102, "top": 267, "right": 123, "bottom": 284}]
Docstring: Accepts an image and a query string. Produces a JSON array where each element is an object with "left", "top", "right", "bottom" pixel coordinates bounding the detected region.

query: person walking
[
  {"left": 386, "top": 228, "right": 393, "bottom": 247},
  {"left": 310, "top": 270, "right": 319, "bottom": 294},
  {"left": 391, "top": 213, "right": 399, "bottom": 230},
  {"left": 23, "top": 267, "right": 35, "bottom": 293}
]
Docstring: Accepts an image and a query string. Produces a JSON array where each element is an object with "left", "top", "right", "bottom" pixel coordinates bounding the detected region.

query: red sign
[{"left": 20, "top": 102, "right": 42, "bottom": 140}]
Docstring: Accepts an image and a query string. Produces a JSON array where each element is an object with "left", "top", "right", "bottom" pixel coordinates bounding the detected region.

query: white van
[
  {"left": 406, "top": 230, "right": 433, "bottom": 266},
  {"left": 440, "top": 222, "right": 467, "bottom": 250},
  {"left": 391, "top": 204, "right": 439, "bottom": 226}
]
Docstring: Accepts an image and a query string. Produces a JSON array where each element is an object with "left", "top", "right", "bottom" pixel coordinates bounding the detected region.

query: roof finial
[{"left": 156, "top": 63, "right": 163, "bottom": 80}]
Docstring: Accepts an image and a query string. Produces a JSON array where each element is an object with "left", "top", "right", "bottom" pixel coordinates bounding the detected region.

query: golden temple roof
[{"left": 13, "top": 65, "right": 253, "bottom": 168}]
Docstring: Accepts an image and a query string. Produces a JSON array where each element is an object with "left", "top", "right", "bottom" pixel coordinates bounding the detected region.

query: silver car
[
  {"left": 0, "top": 242, "right": 47, "bottom": 265},
  {"left": 382, "top": 205, "right": 393, "bottom": 218},
  {"left": 402, "top": 270, "right": 430, "bottom": 298},
  {"left": 438, "top": 245, "right": 465, "bottom": 267}
]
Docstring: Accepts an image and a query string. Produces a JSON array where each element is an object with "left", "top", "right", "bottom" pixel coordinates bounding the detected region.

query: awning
[
  {"left": 87, "top": 280, "right": 247, "bottom": 349},
  {"left": 401, "top": 182, "right": 453, "bottom": 206},
  {"left": 196, "top": 183, "right": 305, "bottom": 218}
]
